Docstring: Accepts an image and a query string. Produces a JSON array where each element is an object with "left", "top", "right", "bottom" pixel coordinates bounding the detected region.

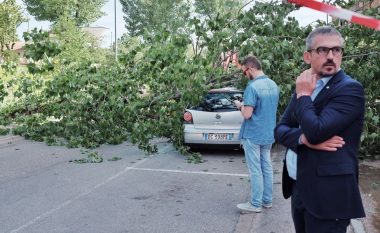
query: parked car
[{"left": 183, "top": 87, "right": 244, "bottom": 148}]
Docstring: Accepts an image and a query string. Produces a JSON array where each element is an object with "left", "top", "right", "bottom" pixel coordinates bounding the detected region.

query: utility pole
[{"left": 114, "top": 0, "right": 118, "bottom": 61}]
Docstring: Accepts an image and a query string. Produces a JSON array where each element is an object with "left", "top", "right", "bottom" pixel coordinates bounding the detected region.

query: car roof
[{"left": 208, "top": 87, "right": 242, "bottom": 93}]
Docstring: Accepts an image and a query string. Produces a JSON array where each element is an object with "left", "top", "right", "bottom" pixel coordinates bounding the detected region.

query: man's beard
[
  {"left": 319, "top": 60, "right": 337, "bottom": 77},
  {"left": 319, "top": 71, "right": 337, "bottom": 77}
]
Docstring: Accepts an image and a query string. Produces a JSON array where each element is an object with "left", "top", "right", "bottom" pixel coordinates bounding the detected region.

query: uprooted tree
[{"left": 0, "top": 1, "right": 379, "bottom": 161}]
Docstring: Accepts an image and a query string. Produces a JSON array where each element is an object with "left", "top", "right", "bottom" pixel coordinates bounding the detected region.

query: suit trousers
[{"left": 291, "top": 182, "right": 350, "bottom": 233}]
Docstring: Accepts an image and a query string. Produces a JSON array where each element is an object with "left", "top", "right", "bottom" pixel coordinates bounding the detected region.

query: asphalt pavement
[{"left": 0, "top": 135, "right": 371, "bottom": 233}]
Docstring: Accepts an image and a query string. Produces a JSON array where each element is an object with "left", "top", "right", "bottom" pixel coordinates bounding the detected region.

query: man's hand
[
  {"left": 234, "top": 100, "right": 242, "bottom": 110},
  {"left": 300, "top": 134, "right": 345, "bottom": 151},
  {"left": 296, "top": 69, "right": 317, "bottom": 99}
]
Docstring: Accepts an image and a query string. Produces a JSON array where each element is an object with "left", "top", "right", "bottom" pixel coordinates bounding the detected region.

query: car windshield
[{"left": 189, "top": 92, "right": 243, "bottom": 112}]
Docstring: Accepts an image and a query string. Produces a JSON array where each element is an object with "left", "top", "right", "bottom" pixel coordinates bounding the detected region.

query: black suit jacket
[{"left": 275, "top": 70, "right": 365, "bottom": 219}]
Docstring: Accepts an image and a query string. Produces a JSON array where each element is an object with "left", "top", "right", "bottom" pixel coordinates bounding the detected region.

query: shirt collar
[
  {"left": 320, "top": 68, "right": 340, "bottom": 85},
  {"left": 249, "top": 75, "right": 267, "bottom": 83},
  {"left": 320, "top": 76, "right": 332, "bottom": 86}
]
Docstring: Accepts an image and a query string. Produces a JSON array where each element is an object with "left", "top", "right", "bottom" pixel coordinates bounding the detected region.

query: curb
[{"left": 0, "top": 135, "right": 24, "bottom": 147}]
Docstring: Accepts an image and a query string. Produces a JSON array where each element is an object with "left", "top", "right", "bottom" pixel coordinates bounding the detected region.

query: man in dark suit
[{"left": 275, "top": 26, "right": 365, "bottom": 233}]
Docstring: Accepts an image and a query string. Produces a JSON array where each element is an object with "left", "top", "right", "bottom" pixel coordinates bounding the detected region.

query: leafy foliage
[
  {"left": 193, "top": 0, "right": 244, "bottom": 20},
  {"left": 0, "top": 0, "right": 379, "bottom": 161},
  {"left": 108, "top": 156, "right": 122, "bottom": 161},
  {"left": 51, "top": 17, "right": 110, "bottom": 65},
  {"left": 0, "top": 0, "right": 25, "bottom": 52},
  {"left": 23, "top": 19, "right": 111, "bottom": 74},
  {"left": 335, "top": 5, "right": 380, "bottom": 158},
  {"left": 70, "top": 151, "right": 103, "bottom": 163},
  {"left": 0, "top": 126, "right": 9, "bottom": 135},
  {"left": 0, "top": 50, "right": 19, "bottom": 74},
  {"left": 0, "top": 81, "right": 5, "bottom": 103},
  {"left": 120, "top": 0, "right": 191, "bottom": 37},
  {"left": 23, "top": 28, "right": 62, "bottom": 73},
  {"left": 22, "top": 0, "right": 106, "bottom": 26}
]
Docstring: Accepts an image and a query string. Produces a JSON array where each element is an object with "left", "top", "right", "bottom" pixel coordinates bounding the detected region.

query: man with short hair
[
  {"left": 275, "top": 26, "right": 365, "bottom": 232},
  {"left": 234, "top": 55, "right": 279, "bottom": 213}
]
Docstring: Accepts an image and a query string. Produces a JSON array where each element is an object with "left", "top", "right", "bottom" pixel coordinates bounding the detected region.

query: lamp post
[{"left": 114, "top": 0, "right": 118, "bottom": 61}]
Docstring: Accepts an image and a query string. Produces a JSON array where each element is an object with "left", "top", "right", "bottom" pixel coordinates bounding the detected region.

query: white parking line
[
  {"left": 131, "top": 167, "right": 249, "bottom": 177},
  {"left": 9, "top": 157, "right": 149, "bottom": 233}
]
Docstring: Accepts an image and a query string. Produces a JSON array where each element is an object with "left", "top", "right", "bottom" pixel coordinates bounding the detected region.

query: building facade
[{"left": 351, "top": 0, "right": 380, "bottom": 12}]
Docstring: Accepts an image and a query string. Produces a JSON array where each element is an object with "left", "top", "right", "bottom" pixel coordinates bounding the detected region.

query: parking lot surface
[{"left": 0, "top": 136, "right": 371, "bottom": 233}]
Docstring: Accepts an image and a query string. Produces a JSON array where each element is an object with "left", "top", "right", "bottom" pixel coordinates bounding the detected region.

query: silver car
[{"left": 183, "top": 87, "right": 244, "bottom": 148}]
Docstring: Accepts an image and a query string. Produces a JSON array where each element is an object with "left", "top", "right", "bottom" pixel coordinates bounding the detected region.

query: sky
[{"left": 16, "top": 0, "right": 330, "bottom": 48}]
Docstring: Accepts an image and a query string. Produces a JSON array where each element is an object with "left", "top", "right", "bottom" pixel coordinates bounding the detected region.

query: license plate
[{"left": 204, "top": 133, "right": 232, "bottom": 141}]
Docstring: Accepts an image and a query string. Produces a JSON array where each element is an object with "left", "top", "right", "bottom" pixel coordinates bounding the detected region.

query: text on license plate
[{"left": 204, "top": 133, "right": 233, "bottom": 141}]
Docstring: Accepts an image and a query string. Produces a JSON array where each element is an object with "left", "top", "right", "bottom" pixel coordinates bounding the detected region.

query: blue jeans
[{"left": 241, "top": 139, "right": 273, "bottom": 208}]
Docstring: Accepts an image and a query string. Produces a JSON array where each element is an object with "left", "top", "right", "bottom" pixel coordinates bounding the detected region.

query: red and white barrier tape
[{"left": 288, "top": 0, "right": 380, "bottom": 30}]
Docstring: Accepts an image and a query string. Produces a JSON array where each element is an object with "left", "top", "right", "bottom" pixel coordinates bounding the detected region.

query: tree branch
[{"left": 343, "top": 51, "right": 380, "bottom": 59}]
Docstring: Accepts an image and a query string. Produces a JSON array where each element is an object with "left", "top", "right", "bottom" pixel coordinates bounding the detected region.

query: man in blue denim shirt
[{"left": 234, "top": 56, "right": 279, "bottom": 213}]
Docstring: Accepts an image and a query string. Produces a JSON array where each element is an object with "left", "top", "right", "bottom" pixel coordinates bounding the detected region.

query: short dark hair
[
  {"left": 306, "top": 26, "right": 345, "bottom": 50},
  {"left": 241, "top": 56, "right": 262, "bottom": 70}
]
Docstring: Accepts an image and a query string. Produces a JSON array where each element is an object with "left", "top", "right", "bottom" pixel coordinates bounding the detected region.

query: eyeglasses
[
  {"left": 243, "top": 67, "right": 250, "bottom": 76},
  {"left": 307, "top": 47, "right": 344, "bottom": 56}
]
